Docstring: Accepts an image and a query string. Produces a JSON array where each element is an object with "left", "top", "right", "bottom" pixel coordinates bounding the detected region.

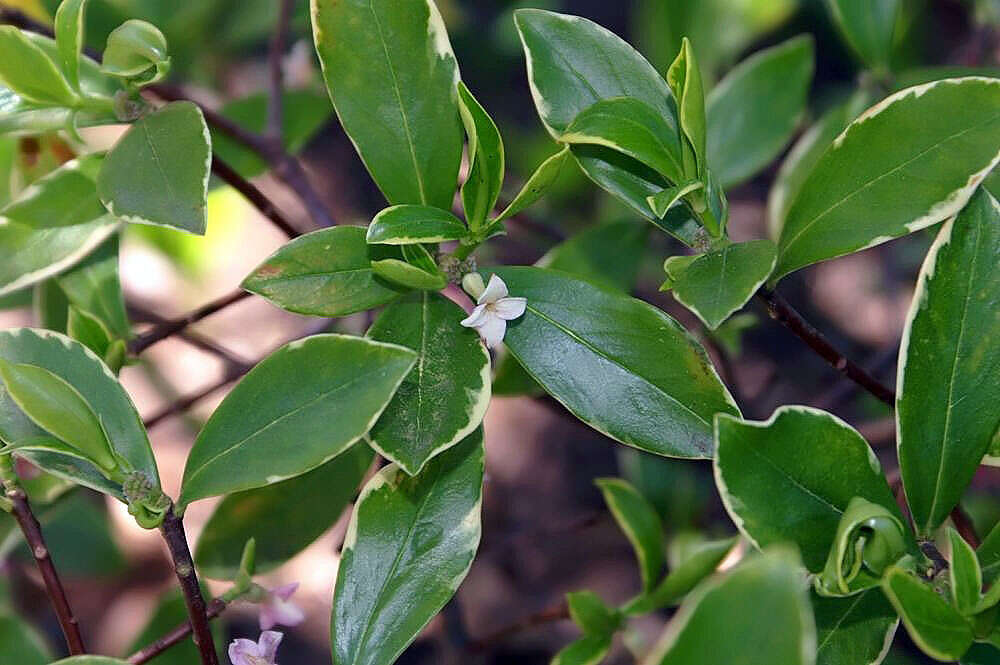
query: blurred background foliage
[{"left": 0, "top": 0, "right": 997, "bottom": 663}]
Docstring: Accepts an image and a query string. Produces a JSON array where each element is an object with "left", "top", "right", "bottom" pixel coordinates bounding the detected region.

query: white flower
[
  {"left": 460, "top": 274, "right": 526, "bottom": 349},
  {"left": 229, "top": 630, "right": 282, "bottom": 665},
  {"left": 258, "top": 582, "right": 305, "bottom": 631}
]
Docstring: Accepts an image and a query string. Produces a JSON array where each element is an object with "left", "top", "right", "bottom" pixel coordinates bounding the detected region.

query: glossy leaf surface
[
  {"left": 706, "top": 36, "right": 813, "bottom": 188},
  {"left": 458, "top": 82, "right": 504, "bottom": 229},
  {"left": 311, "top": 0, "right": 462, "bottom": 209},
  {"left": 366, "top": 205, "right": 467, "bottom": 245},
  {"left": 514, "top": 9, "right": 685, "bottom": 227},
  {"left": 774, "top": 77, "right": 1000, "bottom": 281},
  {"left": 54, "top": 0, "right": 87, "bottom": 91},
  {"left": 561, "top": 97, "right": 684, "bottom": 185},
  {"left": 0, "top": 611, "right": 51, "bottom": 665},
  {"left": 56, "top": 235, "right": 129, "bottom": 339},
  {"left": 715, "top": 406, "right": 901, "bottom": 571},
  {"left": 812, "top": 589, "right": 898, "bottom": 665},
  {"left": 0, "top": 26, "right": 77, "bottom": 106},
  {"left": 669, "top": 239, "right": 777, "bottom": 330},
  {"left": 195, "top": 443, "right": 373, "bottom": 579},
  {"left": 331, "top": 430, "right": 483, "bottom": 665},
  {"left": 243, "top": 226, "right": 408, "bottom": 317},
  {"left": 882, "top": 567, "right": 974, "bottom": 661},
  {"left": 0, "top": 155, "right": 118, "bottom": 297},
  {"left": 179, "top": 334, "right": 416, "bottom": 505},
  {"left": 493, "top": 146, "right": 569, "bottom": 222},
  {"left": 950, "top": 528, "right": 983, "bottom": 615},
  {"left": 491, "top": 267, "right": 739, "bottom": 459},
  {"left": 643, "top": 547, "right": 814, "bottom": 665},
  {"left": 367, "top": 292, "right": 490, "bottom": 475},
  {"left": 98, "top": 101, "right": 210, "bottom": 235},
  {"left": 897, "top": 190, "right": 1000, "bottom": 534},
  {"left": 0, "top": 328, "right": 157, "bottom": 483},
  {"left": 624, "top": 537, "right": 737, "bottom": 615}
]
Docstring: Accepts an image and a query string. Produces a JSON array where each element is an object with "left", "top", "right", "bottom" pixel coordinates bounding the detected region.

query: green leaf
[
  {"left": 370, "top": 253, "right": 447, "bottom": 291},
  {"left": 706, "top": 36, "right": 814, "bottom": 189},
  {"left": 331, "top": 429, "right": 483, "bottom": 665},
  {"left": 560, "top": 97, "right": 685, "bottom": 186},
  {"left": 714, "top": 406, "right": 903, "bottom": 572},
  {"left": 56, "top": 235, "right": 129, "bottom": 340},
  {"left": 882, "top": 566, "right": 974, "bottom": 661},
  {"left": 667, "top": 38, "right": 706, "bottom": 178},
  {"left": 179, "top": 334, "right": 416, "bottom": 506},
  {"left": 243, "top": 226, "right": 409, "bottom": 317},
  {"left": 767, "top": 91, "right": 872, "bottom": 239},
  {"left": 54, "top": 0, "right": 87, "bottom": 91},
  {"left": 514, "top": 10, "right": 688, "bottom": 233},
  {"left": 23, "top": 32, "right": 120, "bottom": 100},
  {"left": 595, "top": 478, "right": 664, "bottom": 593},
  {"left": 897, "top": 190, "right": 1000, "bottom": 534},
  {"left": 458, "top": 82, "right": 504, "bottom": 230},
  {"left": 98, "top": 101, "right": 210, "bottom": 235},
  {"left": 644, "top": 547, "right": 814, "bottom": 665},
  {"left": 195, "top": 442, "right": 373, "bottom": 580},
  {"left": 950, "top": 529, "right": 984, "bottom": 615},
  {"left": 980, "top": 522, "right": 1000, "bottom": 587},
  {"left": 551, "top": 634, "right": 612, "bottom": 665},
  {"left": 815, "top": 497, "right": 908, "bottom": 597},
  {"left": 0, "top": 358, "right": 116, "bottom": 470},
  {"left": 366, "top": 292, "right": 490, "bottom": 475},
  {"left": 623, "top": 536, "right": 737, "bottom": 615},
  {"left": 67, "top": 306, "right": 114, "bottom": 360},
  {"left": 669, "top": 239, "right": 777, "bottom": 330},
  {"left": 774, "top": 77, "right": 1000, "bottom": 281},
  {"left": 812, "top": 589, "right": 899, "bottom": 665},
  {"left": 0, "top": 610, "right": 51, "bottom": 665},
  {"left": 825, "top": 0, "right": 900, "bottom": 71},
  {"left": 311, "top": 0, "right": 462, "bottom": 209},
  {"left": 100, "top": 20, "right": 170, "bottom": 84},
  {"left": 963, "top": 644, "right": 1000, "bottom": 665},
  {"left": 647, "top": 180, "right": 702, "bottom": 219},
  {"left": 567, "top": 590, "right": 621, "bottom": 636},
  {"left": 0, "top": 155, "right": 118, "bottom": 297},
  {"left": 490, "top": 267, "right": 739, "bottom": 459},
  {"left": 0, "top": 26, "right": 77, "bottom": 106},
  {"left": 210, "top": 90, "right": 331, "bottom": 179},
  {"left": 0, "top": 328, "right": 157, "bottom": 484},
  {"left": 366, "top": 205, "right": 468, "bottom": 245},
  {"left": 538, "top": 220, "right": 649, "bottom": 292},
  {"left": 493, "top": 146, "right": 570, "bottom": 222}
]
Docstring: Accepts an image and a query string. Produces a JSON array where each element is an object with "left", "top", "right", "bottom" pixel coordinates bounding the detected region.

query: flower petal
[
  {"left": 478, "top": 315, "right": 507, "bottom": 349},
  {"left": 228, "top": 638, "right": 261, "bottom": 665},
  {"left": 460, "top": 303, "right": 489, "bottom": 328},
  {"left": 271, "top": 598, "right": 305, "bottom": 628},
  {"left": 273, "top": 582, "right": 299, "bottom": 602},
  {"left": 478, "top": 274, "right": 508, "bottom": 304},
  {"left": 493, "top": 297, "right": 526, "bottom": 321},
  {"left": 258, "top": 631, "right": 283, "bottom": 663}
]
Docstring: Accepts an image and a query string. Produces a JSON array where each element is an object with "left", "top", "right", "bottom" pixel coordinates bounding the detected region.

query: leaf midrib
[
  {"left": 523, "top": 302, "right": 711, "bottom": 428},
  {"left": 782, "top": 110, "right": 1000, "bottom": 258}
]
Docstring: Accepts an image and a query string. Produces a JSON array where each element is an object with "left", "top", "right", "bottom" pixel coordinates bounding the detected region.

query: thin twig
[
  {"left": 757, "top": 288, "right": 896, "bottom": 407},
  {"left": 3, "top": 485, "right": 87, "bottom": 654},
  {"left": 128, "top": 597, "right": 227, "bottom": 664},
  {"left": 128, "top": 289, "right": 251, "bottom": 355},
  {"left": 267, "top": 0, "right": 295, "bottom": 143},
  {"left": 466, "top": 600, "right": 570, "bottom": 653},
  {"left": 159, "top": 508, "right": 219, "bottom": 665},
  {"left": 211, "top": 158, "right": 302, "bottom": 238}
]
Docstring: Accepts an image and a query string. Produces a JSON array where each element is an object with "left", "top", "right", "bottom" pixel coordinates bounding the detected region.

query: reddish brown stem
[
  {"left": 5, "top": 487, "right": 87, "bottom": 654},
  {"left": 466, "top": 601, "right": 570, "bottom": 653},
  {"left": 757, "top": 288, "right": 896, "bottom": 407},
  {"left": 128, "top": 289, "right": 251, "bottom": 355},
  {"left": 159, "top": 508, "right": 219, "bottom": 665}
]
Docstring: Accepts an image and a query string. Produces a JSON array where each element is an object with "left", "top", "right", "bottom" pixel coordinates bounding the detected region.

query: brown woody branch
[
  {"left": 466, "top": 600, "right": 570, "bottom": 653},
  {"left": 159, "top": 508, "right": 219, "bottom": 665}
]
